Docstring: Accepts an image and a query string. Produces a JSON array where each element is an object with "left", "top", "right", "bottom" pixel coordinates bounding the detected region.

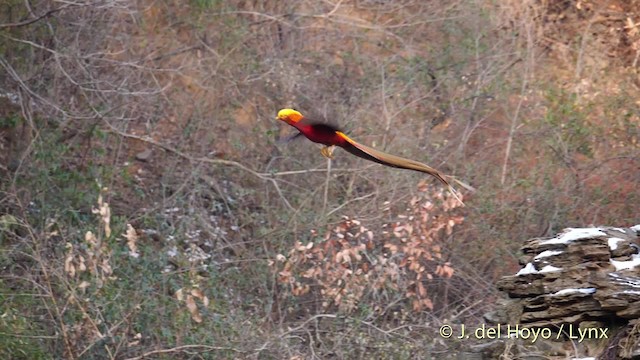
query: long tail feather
[
  {"left": 448, "top": 177, "right": 476, "bottom": 193},
  {"left": 338, "top": 133, "right": 466, "bottom": 205},
  {"left": 340, "top": 136, "right": 447, "bottom": 183}
]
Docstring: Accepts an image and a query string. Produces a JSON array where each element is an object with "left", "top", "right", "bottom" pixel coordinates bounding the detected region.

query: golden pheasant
[{"left": 276, "top": 108, "right": 468, "bottom": 204}]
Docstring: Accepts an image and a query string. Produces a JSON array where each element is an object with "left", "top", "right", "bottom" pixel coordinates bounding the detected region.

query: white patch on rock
[
  {"left": 516, "top": 263, "right": 537, "bottom": 276},
  {"left": 539, "top": 265, "right": 562, "bottom": 273},
  {"left": 551, "top": 288, "right": 595, "bottom": 296},
  {"left": 535, "top": 250, "right": 563, "bottom": 259},
  {"left": 611, "top": 254, "right": 640, "bottom": 271},
  {"left": 609, "top": 273, "right": 640, "bottom": 288},
  {"left": 608, "top": 237, "right": 625, "bottom": 251},
  {"left": 540, "top": 227, "right": 607, "bottom": 245}
]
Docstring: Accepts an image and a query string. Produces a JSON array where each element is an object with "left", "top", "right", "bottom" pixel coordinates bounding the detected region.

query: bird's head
[{"left": 277, "top": 108, "right": 303, "bottom": 124}]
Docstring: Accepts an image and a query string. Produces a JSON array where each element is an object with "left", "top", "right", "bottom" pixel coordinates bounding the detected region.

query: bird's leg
[{"left": 320, "top": 145, "right": 335, "bottom": 159}]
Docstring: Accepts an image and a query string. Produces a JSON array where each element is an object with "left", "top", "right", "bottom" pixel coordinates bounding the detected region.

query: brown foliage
[{"left": 274, "top": 181, "right": 463, "bottom": 313}]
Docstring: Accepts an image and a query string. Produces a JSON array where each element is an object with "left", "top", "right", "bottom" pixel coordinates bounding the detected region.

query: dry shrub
[
  {"left": 274, "top": 180, "right": 463, "bottom": 314},
  {"left": 65, "top": 188, "right": 114, "bottom": 288}
]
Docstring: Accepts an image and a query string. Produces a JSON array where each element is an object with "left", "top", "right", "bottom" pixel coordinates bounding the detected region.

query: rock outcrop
[{"left": 482, "top": 225, "right": 640, "bottom": 359}]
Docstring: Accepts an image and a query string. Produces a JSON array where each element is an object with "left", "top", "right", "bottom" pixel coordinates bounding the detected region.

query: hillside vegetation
[{"left": 1, "top": 0, "right": 639, "bottom": 358}]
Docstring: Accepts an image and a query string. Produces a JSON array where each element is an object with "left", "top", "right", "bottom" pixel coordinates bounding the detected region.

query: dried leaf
[
  {"left": 191, "top": 288, "right": 204, "bottom": 299},
  {"left": 417, "top": 281, "right": 426, "bottom": 297},
  {"left": 124, "top": 224, "right": 140, "bottom": 258},
  {"left": 626, "top": 18, "right": 639, "bottom": 36},
  {"left": 436, "top": 263, "right": 455, "bottom": 278},
  {"left": 92, "top": 194, "right": 112, "bottom": 238},
  {"left": 175, "top": 288, "right": 184, "bottom": 301},
  {"left": 354, "top": 251, "right": 362, "bottom": 261},
  {"left": 128, "top": 333, "right": 142, "bottom": 347},
  {"left": 77, "top": 256, "right": 87, "bottom": 272},
  {"left": 383, "top": 243, "right": 398, "bottom": 254},
  {"left": 412, "top": 299, "right": 420, "bottom": 311},
  {"left": 185, "top": 295, "right": 202, "bottom": 323},
  {"left": 423, "top": 298, "right": 434, "bottom": 310},
  {"left": 85, "top": 231, "right": 98, "bottom": 247},
  {"left": 65, "top": 255, "right": 75, "bottom": 277},
  {"left": 101, "top": 259, "right": 112, "bottom": 276}
]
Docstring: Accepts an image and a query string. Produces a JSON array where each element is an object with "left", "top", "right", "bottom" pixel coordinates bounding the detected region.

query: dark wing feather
[
  {"left": 298, "top": 119, "right": 344, "bottom": 132},
  {"left": 278, "top": 132, "right": 304, "bottom": 143}
]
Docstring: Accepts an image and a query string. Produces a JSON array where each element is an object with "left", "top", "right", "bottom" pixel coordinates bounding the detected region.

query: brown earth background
[{"left": 1, "top": 0, "right": 639, "bottom": 359}]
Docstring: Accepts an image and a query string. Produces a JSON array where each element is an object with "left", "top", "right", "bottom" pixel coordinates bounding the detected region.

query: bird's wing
[{"left": 278, "top": 132, "right": 305, "bottom": 143}]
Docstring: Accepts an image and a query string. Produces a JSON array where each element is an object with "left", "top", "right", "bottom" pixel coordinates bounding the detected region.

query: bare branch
[{"left": 0, "top": 4, "right": 71, "bottom": 29}]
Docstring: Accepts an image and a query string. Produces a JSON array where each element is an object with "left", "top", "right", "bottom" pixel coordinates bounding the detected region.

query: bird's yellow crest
[{"left": 277, "top": 108, "right": 303, "bottom": 123}]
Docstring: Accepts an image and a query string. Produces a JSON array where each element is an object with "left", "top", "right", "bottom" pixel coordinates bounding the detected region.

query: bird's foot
[{"left": 320, "top": 146, "right": 335, "bottom": 159}]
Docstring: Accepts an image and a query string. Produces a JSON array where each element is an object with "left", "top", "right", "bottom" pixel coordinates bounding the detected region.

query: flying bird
[{"left": 276, "top": 108, "right": 469, "bottom": 204}]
